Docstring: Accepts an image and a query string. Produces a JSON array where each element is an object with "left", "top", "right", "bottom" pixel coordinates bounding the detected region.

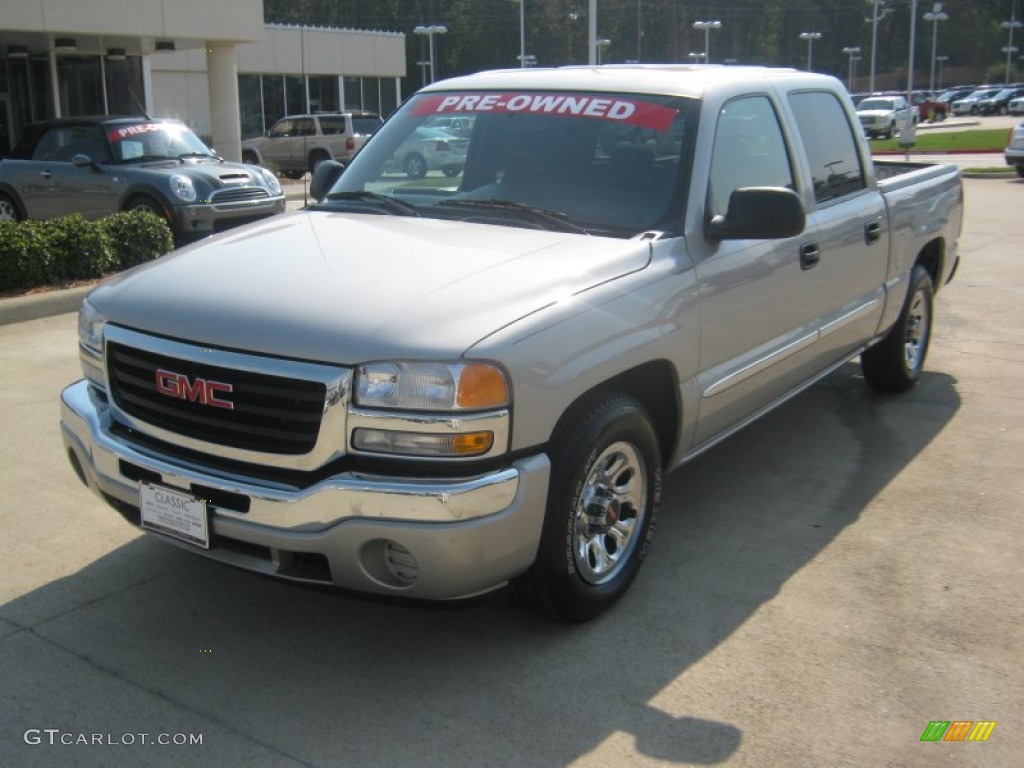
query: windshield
[
  {"left": 858, "top": 98, "right": 897, "bottom": 110},
  {"left": 107, "top": 122, "right": 215, "bottom": 162},
  {"left": 324, "top": 90, "right": 697, "bottom": 237}
]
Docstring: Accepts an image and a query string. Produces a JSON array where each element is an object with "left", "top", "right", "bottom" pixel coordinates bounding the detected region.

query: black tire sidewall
[
  {"left": 862, "top": 264, "right": 934, "bottom": 392},
  {"left": 535, "top": 397, "right": 662, "bottom": 621}
]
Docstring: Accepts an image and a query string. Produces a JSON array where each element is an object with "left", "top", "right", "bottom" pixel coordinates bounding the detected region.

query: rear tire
[
  {"left": 307, "top": 151, "right": 329, "bottom": 175},
  {"left": 861, "top": 264, "right": 934, "bottom": 393},
  {"left": 1016, "top": 166, "right": 1024, "bottom": 178},
  {"left": 0, "top": 193, "right": 23, "bottom": 222},
  {"left": 241, "top": 150, "right": 259, "bottom": 165},
  {"left": 511, "top": 394, "right": 661, "bottom": 622}
]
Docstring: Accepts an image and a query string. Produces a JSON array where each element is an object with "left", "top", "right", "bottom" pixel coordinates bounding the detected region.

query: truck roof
[{"left": 421, "top": 64, "right": 831, "bottom": 100}]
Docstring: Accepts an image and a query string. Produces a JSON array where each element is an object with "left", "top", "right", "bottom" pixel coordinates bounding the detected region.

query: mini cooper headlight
[
  {"left": 258, "top": 167, "right": 282, "bottom": 195},
  {"left": 169, "top": 174, "right": 197, "bottom": 202}
]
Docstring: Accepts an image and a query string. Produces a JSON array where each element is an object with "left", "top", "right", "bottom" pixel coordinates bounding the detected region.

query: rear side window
[
  {"left": 319, "top": 116, "right": 346, "bottom": 135},
  {"left": 788, "top": 91, "right": 866, "bottom": 203}
]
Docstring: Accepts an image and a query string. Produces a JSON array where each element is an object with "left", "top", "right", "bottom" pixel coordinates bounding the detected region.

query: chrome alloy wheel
[
  {"left": 573, "top": 441, "right": 648, "bottom": 585},
  {"left": 903, "top": 287, "right": 930, "bottom": 373}
]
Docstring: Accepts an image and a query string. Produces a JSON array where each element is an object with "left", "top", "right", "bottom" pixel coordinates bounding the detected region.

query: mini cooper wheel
[
  {"left": 861, "top": 264, "right": 934, "bottom": 393},
  {"left": 0, "top": 193, "right": 22, "bottom": 222},
  {"left": 511, "top": 394, "right": 661, "bottom": 622}
]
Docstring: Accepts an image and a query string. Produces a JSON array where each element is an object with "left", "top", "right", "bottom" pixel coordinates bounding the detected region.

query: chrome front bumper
[{"left": 60, "top": 380, "right": 550, "bottom": 599}]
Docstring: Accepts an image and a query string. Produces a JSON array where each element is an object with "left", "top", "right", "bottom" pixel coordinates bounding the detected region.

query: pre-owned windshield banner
[{"left": 411, "top": 92, "right": 678, "bottom": 131}]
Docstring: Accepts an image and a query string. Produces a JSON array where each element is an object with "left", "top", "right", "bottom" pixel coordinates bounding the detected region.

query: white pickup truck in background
[{"left": 62, "top": 66, "right": 962, "bottom": 621}]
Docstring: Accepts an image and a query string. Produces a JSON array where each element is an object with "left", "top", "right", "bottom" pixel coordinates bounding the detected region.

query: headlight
[
  {"left": 169, "top": 174, "right": 197, "bottom": 202},
  {"left": 78, "top": 299, "right": 106, "bottom": 354},
  {"left": 259, "top": 167, "right": 282, "bottom": 195},
  {"left": 355, "top": 362, "right": 509, "bottom": 411},
  {"left": 78, "top": 299, "right": 107, "bottom": 388}
]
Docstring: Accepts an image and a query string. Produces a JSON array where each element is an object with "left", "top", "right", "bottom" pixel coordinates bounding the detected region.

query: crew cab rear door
[{"left": 783, "top": 89, "right": 888, "bottom": 362}]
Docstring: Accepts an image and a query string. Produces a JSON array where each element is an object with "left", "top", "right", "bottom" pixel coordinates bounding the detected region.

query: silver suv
[{"left": 242, "top": 112, "right": 382, "bottom": 178}]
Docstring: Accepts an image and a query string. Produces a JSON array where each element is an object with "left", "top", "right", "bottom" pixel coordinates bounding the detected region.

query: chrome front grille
[
  {"left": 102, "top": 326, "right": 350, "bottom": 470},
  {"left": 211, "top": 187, "right": 270, "bottom": 204}
]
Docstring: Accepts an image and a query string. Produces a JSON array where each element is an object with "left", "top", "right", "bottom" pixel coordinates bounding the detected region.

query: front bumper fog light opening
[{"left": 361, "top": 539, "right": 419, "bottom": 589}]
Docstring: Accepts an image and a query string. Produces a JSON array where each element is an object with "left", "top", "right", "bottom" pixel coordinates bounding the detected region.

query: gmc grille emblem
[{"left": 155, "top": 369, "right": 234, "bottom": 410}]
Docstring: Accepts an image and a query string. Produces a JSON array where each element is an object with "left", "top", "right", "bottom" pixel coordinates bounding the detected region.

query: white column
[
  {"left": 49, "top": 51, "right": 62, "bottom": 118},
  {"left": 206, "top": 42, "right": 242, "bottom": 162},
  {"left": 141, "top": 55, "right": 155, "bottom": 116}
]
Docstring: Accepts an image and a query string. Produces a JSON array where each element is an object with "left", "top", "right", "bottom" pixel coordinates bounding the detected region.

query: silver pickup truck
[{"left": 61, "top": 66, "right": 962, "bottom": 622}]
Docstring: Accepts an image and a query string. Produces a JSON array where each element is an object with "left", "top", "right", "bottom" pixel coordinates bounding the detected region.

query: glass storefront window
[
  {"left": 262, "top": 75, "right": 283, "bottom": 132},
  {"left": 105, "top": 56, "right": 145, "bottom": 115},
  {"left": 285, "top": 74, "right": 305, "bottom": 115},
  {"left": 307, "top": 75, "right": 339, "bottom": 113},
  {"left": 239, "top": 74, "right": 263, "bottom": 137}
]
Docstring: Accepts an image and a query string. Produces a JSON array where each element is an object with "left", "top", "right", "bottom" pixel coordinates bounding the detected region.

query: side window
[
  {"left": 269, "top": 119, "right": 292, "bottom": 138},
  {"left": 319, "top": 116, "right": 346, "bottom": 135},
  {"left": 32, "top": 126, "right": 110, "bottom": 162},
  {"left": 294, "top": 118, "right": 316, "bottom": 137},
  {"left": 788, "top": 91, "right": 867, "bottom": 203},
  {"left": 708, "top": 95, "right": 794, "bottom": 217}
]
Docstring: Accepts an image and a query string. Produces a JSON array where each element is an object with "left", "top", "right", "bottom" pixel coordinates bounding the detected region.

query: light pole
[
  {"left": 693, "top": 20, "right": 722, "bottom": 64},
  {"left": 416, "top": 60, "right": 431, "bottom": 85},
  {"left": 687, "top": 51, "right": 706, "bottom": 64},
  {"left": 923, "top": 3, "right": 948, "bottom": 94},
  {"left": 842, "top": 46, "right": 861, "bottom": 91},
  {"left": 516, "top": 0, "right": 526, "bottom": 68},
  {"left": 935, "top": 55, "right": 948, "bottom": 90},
  {"left": 413, "top": 25, "right": 448, "bottom": 84},
  {"left": 865, "top": 0, "right": 891, "bottom": 93},
  {"left": 1003, "top": 12, "right": 1023, "bottom": 84},
  {"left": 800, "top": 32, "right": 822, "bottom": 71},
  {"left": 596, "top": 38, "right": 611, "bottom": 65}
]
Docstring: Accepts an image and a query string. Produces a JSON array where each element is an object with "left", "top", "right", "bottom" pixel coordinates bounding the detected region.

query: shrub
[
  {"left": 0, "top": 211, "right": 173, "bottom": 292},
  {"left": 46, "top": 214, "right": 115, "bottom": 282},
  {"left": 0, "top": 220, "right": 52, "bottom": 290},
  {"left": 102, "top": 210, "right": 174, "bottom": 269}
]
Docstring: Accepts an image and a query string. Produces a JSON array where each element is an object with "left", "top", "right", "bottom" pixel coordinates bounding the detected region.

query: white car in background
[
  {"left": 856, "top": 95, "right": 916, "bottom": 139},
  {"left": 1009, "top": 95, "right": 1024, "bottom": 116}
]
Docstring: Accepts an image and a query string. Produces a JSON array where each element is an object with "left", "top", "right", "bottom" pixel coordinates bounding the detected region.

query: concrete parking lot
[{"left": 0, "top": 175, "right": 1021, "bottom": 767}]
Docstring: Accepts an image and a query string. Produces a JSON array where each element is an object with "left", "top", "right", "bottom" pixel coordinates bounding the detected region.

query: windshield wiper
[
  {"left": 319, "top": 190, "right": 421, "bottom": 217},
  {"left": 438, "top": 199, "right": 589, "bottom": 234},
  {"left": 178, "top": 151, "right": 218, "bottom": 162}
]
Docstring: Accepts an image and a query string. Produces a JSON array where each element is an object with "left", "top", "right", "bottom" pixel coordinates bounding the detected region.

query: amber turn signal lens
[{"left": 456, "top": 364, "right": 509, "bottom": 409}]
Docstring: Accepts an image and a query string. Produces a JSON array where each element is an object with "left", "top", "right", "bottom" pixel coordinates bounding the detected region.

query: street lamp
[
  {"left": 693, "top": 20, "right": 722, "bottom": 64},
  {"left": 595, "top": 38, "right": 611, "bottom": 65},
  {"left": 687, "top": 51, "right": 706, "bottom": 64},
  {"left": 515, "top": 0, "right": 526, "bottom": 69},
  {"left": 923, "top": 3, "right": 948, "bottom": 94},
  {"left": 413, "top": 24, "right": 448, "bottom": 84},
  {"left": 799, "top": 32, "right": 822, "bottom": 71},
  {"left": 416, "top": 60, "right": 431, "bottom": 85},
  {"left": 935, "top": 55, "right": 948, "bottom": 90},
  {"left": 1003, "top": 13, "right": 1023, "bottom": 84},
  {"left": 842, "top": 46, "right": 861, "bottom": 92},
  {"left": 865, "top": 0, "right": 892, "bottom": 93}
]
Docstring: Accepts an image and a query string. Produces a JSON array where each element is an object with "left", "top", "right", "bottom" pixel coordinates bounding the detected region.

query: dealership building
[{"left": 0, "top": 0, "right": 407, "bottom": 159}]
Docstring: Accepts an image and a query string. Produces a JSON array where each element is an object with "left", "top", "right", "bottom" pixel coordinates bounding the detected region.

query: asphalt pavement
[{"left": 0, "top": 176, "right": 1021, "bottom": 767}]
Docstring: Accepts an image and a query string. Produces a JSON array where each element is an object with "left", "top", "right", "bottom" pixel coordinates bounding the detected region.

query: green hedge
[{"left": 0, "top": 211, "right": 173, "bottom": 292}]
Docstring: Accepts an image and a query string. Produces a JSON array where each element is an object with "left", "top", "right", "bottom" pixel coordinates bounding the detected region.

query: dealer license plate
[{"left": 139, "top": 483, "right": 210, "bottom": 549}]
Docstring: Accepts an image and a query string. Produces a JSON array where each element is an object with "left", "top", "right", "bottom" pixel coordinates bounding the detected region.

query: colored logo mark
[{"left": 920, "top": 720, "right": 996, "bottom": 742}]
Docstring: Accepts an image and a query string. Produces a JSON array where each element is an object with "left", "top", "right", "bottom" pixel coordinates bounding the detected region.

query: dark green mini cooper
[{"left": 0, "top": 116, "right": 286, "bottom": 241}]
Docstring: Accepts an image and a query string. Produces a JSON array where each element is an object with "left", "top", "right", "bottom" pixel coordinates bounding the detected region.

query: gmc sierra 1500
[{"left": 61, "top": 65, "right": 962, "bottom": 621}]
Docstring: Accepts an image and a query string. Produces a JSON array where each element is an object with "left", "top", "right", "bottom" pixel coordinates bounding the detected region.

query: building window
[
  {"left": 285, "top": 74, "right": 305, "bottom": 115},
  {"left": 261, "top": 75, "right": 283, "bottom": 133},
  {"left": 307, "top": 75, "right": 339, "bottom": 113},
  {"left": 238, "top": 74, "right": 263, "bottom": 138},
  {"left": 105, "top": 57, "right": 145, "bottom": 115}
]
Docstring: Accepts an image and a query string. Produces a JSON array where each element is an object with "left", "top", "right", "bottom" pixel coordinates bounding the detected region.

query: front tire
[
  {"left": 861, "top": 264, "right": 934, "bottom": 393},
  {"left": 511, "top": 394, "right": 661, "bottom": 622},
  {"left": 404, "top": 153, "right": 427, "bottom": 179}
]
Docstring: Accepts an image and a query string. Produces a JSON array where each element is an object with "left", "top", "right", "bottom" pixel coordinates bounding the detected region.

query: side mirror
[
  {"left": 706, "top": 187, "right": 806, "bottom": 242},
  {"left": 309, "top": 159, "right": 346, "bottom": 201}
]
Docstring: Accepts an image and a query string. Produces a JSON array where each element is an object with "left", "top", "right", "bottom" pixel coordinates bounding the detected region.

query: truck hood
[{"left": 88, "top": 211, "right": 652, "bottom": 364}]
